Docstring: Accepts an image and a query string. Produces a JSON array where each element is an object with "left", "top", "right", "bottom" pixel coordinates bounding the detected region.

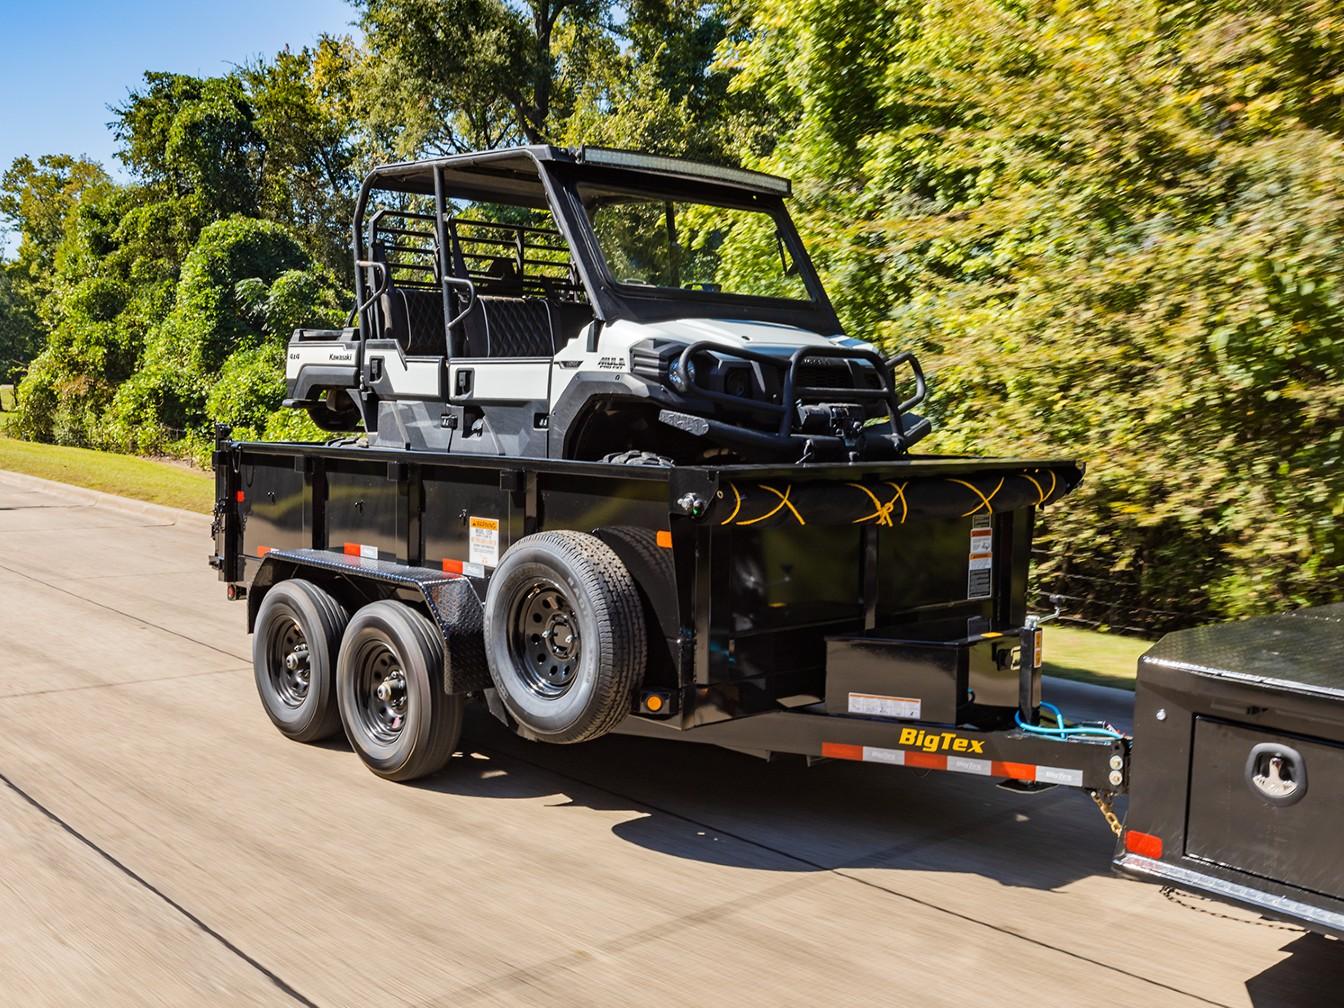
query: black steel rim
[
  {"left": 508, "top": 579, "right": 581, "bottom": 699},
  {"left": 352, "top": 637, "right": 409, "bottom": 744},
  {"left": 266, "top": 613, "right": 311, "bottom": 708}
]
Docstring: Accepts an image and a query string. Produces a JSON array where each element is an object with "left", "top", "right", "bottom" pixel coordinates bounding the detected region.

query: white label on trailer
[
  {"left": 861, "top": 746, "right": 905, "bottom": 764},
  {"left": 968, "top": 515, "right": 993, "bottom": 599},
  {"left": 848, "top": 692, "right": 922, "bottom": 720},
  {"left": 1035, "top": 765, "right": 1084, "bottom": 787},
  {"left": 463, "top": 562, "right": 486, "bottom": 579},
  {"left": 469, "top": 517, "right": 500, "bottom": 568}
]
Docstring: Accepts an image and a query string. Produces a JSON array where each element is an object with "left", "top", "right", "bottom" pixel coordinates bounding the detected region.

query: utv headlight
[{"left": 668, "top": 356, "right": 697, "bottom": 393}]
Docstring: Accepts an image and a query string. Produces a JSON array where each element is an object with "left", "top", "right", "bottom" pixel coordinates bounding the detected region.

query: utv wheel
[
  {"left": 484, "top": 531, "right": 646, "bottom": 743},
  {"left": 599, "top": 450, "right": 672, "bottom": 466},
  {"left": 336, "top": 600, "right": 463, "bottom": 781},
  {"left": 253, "top": 579, "right": 348, "bottom": 742},
  {"left": 307, "top": 388, "right": 362, "bottom": 432}
]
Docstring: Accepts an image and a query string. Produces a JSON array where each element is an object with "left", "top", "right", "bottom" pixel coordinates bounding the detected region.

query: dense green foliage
[
  {"left": 2, "top": 0, "right": 1340, "bottom": 624},
  {"left": 719, "top": 0, "right": 1344, "bottom": 626}
]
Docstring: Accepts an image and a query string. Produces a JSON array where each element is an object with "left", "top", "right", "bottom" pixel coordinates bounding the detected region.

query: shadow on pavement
[
  {"left": 1244, "top": 933, "right": 1344, "bottom": 1007},
  {"left": 409, "top": 708, "right": 1118, "bottom": 893}
]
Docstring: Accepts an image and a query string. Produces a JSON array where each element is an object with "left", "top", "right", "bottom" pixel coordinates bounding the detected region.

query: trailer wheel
[
  {"left": 253, "top": 579, "right": 348, "bottom": 742},
  {"left": 336, "top": 600, "right": 463, "bottom": 781},
  {"left": 484, "top": 531, "right": 646, "bottom": 743}
]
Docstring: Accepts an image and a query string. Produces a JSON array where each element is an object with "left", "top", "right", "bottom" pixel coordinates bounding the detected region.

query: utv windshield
[{"left": 579, "top": 184, "right": 813, "bottom": 303}]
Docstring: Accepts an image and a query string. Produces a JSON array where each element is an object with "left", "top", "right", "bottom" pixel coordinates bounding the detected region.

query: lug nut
[{"left": 1108, "top": 770, "right": 1124, "bottom": 787}]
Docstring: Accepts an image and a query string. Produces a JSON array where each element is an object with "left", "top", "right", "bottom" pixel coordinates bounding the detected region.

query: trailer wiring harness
[{"left": 1016, "top": 701, "right": 1125, "bottom": 741}]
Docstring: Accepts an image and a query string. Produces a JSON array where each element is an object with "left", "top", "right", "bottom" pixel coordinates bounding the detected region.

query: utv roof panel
[{"left": 365, "top": 145, "right": 794, "bottom": 201}]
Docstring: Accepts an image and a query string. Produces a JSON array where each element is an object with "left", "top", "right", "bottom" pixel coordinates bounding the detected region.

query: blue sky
[{"left": 1, "top": 0, "right": 359, "bottom": 254}]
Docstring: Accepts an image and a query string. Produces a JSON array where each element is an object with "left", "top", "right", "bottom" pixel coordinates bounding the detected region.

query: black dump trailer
[
  {"left": 211, "top": 431, "right": 1128, "bottom": 794},
  {"left": 1118, "top": 604, "right": 1344, "bottom": 938}
]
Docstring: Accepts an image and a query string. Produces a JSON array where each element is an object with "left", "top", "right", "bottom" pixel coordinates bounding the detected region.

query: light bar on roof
[{"left": 575, "top": 146, "right": 791, "bottom": 196}]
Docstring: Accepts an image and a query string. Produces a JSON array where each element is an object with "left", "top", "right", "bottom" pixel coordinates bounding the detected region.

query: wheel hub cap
[{"left": 513, "top": 581, "right": 581, "bottom": 698}]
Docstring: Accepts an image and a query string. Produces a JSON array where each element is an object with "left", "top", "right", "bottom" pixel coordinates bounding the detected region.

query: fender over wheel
[
  {"left": 252, "top": 579, "right": 348, "bottom": 742},
  {"left": 483, "top": 531, "right": 646, "bottom": 743},
  {"left": 336, "top": 600, "right": 464, "bottom": 781}
]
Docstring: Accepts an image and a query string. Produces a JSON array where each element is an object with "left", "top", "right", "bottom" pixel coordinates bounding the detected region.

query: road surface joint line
[
  {"left": 485, "top": 745, "right": 1231, "bottom": 1008},
  {"left": 0, "top": 666, "right": 240, "bottom": 701},
  {"left": 0, "top": 558, "right": 250, "bottom": 664},
  {"left": 0, "top": 767, "right": 321, "bottom": 1008}
]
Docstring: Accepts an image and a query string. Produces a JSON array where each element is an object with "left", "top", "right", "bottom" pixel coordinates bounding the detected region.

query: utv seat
[
  {"left": 460, "top": 296, "right": 558, "bottom": 358},
  {"left": 378, "top": 287, "right": 447, "bottom": 356}
]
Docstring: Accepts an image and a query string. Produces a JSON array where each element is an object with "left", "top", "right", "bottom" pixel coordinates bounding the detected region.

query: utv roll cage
[{"left": 348, "top": 145, "right": 844, "bottom": 342}]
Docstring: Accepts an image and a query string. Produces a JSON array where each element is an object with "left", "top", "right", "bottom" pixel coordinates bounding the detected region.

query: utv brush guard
[{"left": 655, "top": 342, "right": 929, "bottom": 461}]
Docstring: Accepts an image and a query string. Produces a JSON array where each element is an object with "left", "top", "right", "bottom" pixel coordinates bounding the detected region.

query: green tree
[{"left": 723, "top": 0, "right": 1344, "bottom": 624}]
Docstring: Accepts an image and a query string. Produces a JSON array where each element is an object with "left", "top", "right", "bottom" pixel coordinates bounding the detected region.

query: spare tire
[{"left": 483, "top": 531, "right": 646, "bottom": 743}]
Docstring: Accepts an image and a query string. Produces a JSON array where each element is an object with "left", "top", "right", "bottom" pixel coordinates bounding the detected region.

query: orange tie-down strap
[{"left": 711, "top": 467, "right": 1080, "bottom": 529}]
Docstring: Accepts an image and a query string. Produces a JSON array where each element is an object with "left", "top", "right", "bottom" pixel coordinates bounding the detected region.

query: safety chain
[
  {"left": 1089, "top": 789, "right": 1123, "bottom": 838},
  {"left": 209, "top": 496, "right": 227, "bottom": 539},
  {"left": 1159, "top": 887, "right": 1304, "bottom": 931}
]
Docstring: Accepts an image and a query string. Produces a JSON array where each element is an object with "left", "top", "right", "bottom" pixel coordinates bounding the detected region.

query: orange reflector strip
[
  {"left": 1124, "top": 829, "right": 1163, "bottom": 859},
  {"left": 820, "top": 742, "right": 864, "bottom": 761},
  {"left": 343, "top": 542, "right": 361, "bottom": 556},
  {"left": 257, "top": 546, "right": 271, "bottom": 558},
  {"left": 992, "top": 760, "right": 1036, "bottom": 781},
  {"left": 903, "top": 751, "right": 946, "bottom": 771},
  {"left": 656, "top": 530, "right": 673, "bottom": 549},
  {"left": 442, "top": 558, "right": 463, "bottom": 574}
]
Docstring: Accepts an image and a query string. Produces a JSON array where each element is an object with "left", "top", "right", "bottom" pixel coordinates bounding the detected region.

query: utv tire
[
  {"left": 599, "top": 450, "right": 672, "bottom": 467},
  {"left": 336, "top": 601, "right": 463, "bottom": 781},
  {"left": 307, "top": 389, "right": 362, "bottom": 432},
  {"left": 253, "top": 579, "right": 348, "bottom": 742},
  {"left": 484, "top": 531, "right": 646, "bottom": 743}
]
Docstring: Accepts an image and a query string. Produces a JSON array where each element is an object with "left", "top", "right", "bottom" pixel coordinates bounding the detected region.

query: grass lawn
[
  {"left": 1043, "top": 624, "right": 1149, "bottom": 690},
  {"left": 0, "top": 435, "right": 213, "bottom": 514}
]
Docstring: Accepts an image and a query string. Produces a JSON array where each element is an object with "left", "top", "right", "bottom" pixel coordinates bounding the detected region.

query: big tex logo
[{"left": 898, "top": 727, "right": 986, "bottom": 755}]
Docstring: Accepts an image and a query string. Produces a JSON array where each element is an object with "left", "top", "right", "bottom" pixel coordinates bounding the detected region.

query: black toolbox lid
[{"left": 1142, "top": 604, "right": 1344, "bottom": 699}]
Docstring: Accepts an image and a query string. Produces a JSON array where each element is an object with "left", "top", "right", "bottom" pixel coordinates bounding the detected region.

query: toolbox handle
[{"left": 1245, "top": 742, "right": 1308, "bottom": 807}]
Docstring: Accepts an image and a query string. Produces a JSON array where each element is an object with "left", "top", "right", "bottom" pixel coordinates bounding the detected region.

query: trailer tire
[
  {"left": 253, "top": 579, "right": 348, "bottom": 742},
  {"left": 336, "top": 601, "right": 463, "bottom": 781},
  {"left": 599, "top": 450, "right": 672, "bottom": 467},
  {"left": 484, "top": 531, "right": 646, "bottom": 743}
]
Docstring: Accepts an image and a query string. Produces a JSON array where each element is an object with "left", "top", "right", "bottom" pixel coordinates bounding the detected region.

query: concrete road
[{"left": 0, "top": 470, "right": 1338, "bottom": 1008}]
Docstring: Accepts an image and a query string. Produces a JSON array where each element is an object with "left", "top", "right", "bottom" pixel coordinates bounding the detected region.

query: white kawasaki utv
[{"left": 285, "top": 145, "right": 929, "bottom": 464}]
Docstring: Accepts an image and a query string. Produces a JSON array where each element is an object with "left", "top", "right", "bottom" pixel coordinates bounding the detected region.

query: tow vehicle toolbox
[{"left": 1118, "top": 603, "right": 1344, "bottom": 936}]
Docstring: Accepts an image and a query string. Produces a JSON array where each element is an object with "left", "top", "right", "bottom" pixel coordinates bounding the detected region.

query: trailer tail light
[
  {"left": 1124, "top": 829, "right": 1163, "bottom": 859},
  {"left": 235, "top": 490, "right": 245, "bottom": 503}
]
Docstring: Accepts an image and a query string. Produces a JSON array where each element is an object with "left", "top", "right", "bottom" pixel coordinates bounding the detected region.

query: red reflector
[
  {"left": 343, "top": 542, "right": 361, "bottom": 556},
  {"left": 903, "top": 751, "right": 947, "bottom": 771},
  {"left": 820, "top": 742, "right": 863, "bottom": 761},
  {"left": 235, "top": 490, "right": 245, "bottom": 503},
  {"left": 992, "top": 760, "right": 1036, "bottom": 781},
  {"left": 442, "top": 558, "right": 463, "bottom": 575},
  {"left": 257, "top": 546, "right": 271, "bottom": 558},
  {"left": 1124, "top": 829, "right": 1163, "bottom": 859}
]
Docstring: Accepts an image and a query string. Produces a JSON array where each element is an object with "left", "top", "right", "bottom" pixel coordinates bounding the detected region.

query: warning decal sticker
[
  {"left": 968, "top": 515, "right": 992, "bottom": 599},
  {"left": 468, "top": 516, "right": 500, "bottom": 568},
  {"left": 848, "top": 692, "right": 922, "bottom": 720}
]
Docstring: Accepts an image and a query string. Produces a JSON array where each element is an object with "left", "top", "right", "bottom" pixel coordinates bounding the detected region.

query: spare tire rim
[
  {"left": 353, "top": 638, "right": 408, "bottom": 743},
  {"left": 267, "top": 617, "right": 311, "bottom": 708},
  {"left": 510, "top": 580, "right": 581, "bottom": 699}
]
